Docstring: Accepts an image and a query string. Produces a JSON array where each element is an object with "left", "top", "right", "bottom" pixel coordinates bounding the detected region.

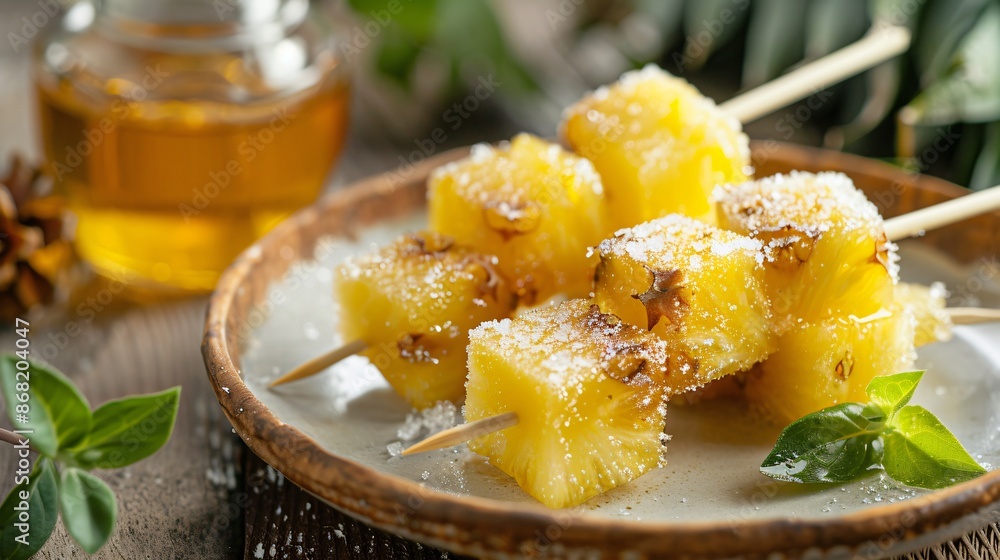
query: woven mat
[{"left": 899, "top": 523, "right": 1000, "bottom": 560}]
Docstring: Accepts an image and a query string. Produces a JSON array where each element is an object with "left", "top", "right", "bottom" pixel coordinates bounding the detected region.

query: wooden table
[
  {"left": 0, "top": 5, "right": 493, "bottom": 555},
  {"left": 0, "top": 7, "right": 467, "bottom": 555},
  {"left": 2, "top": 3, "right": 999, "bottom": 557},
  {"left": 2, "top": 293, "right": 479, "bottom": 559},
  {"left": 3, "top": 195, "right": 1000, "bottom": 560}
]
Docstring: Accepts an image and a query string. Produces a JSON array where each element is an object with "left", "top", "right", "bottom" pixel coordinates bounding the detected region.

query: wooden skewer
[
  {"left": 947, "top": 307, "right": 1000, "bottom": 325},
  {"left": 401, "top": 412, "right": 519, "bottom": 456},
  {"left": 719, "top": 26, "right": 911, "bottom": 123},
  {"left": 271, "top": 27, "right": 957, "bottom": 391},
  {"left": 268, "top": 339, "right": 368, "bottom": 387},
  {"left": 276, "top": 181, "right": 1000, "bottom": 389},
  {"left": 0, "top": 427, "right": 27, "bottom": 447},
  {"left": 885, "top": 186, "right": 1000, "bottom": 241}
]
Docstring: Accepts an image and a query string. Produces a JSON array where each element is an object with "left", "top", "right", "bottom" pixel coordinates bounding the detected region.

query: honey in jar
[{"left": 34, "top": 0, "right": 350, "bottom": 293}]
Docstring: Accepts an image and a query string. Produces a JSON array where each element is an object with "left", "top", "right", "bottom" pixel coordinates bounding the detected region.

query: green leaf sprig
[
  {"left": 761, "top": 371, "right": 987, "bottom": 489},
  {"left": 0, "top": 356, "right": 180, "bottom": 559}
]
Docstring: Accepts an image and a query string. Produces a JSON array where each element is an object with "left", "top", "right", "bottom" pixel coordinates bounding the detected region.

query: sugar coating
[
  {"left": 561, "top": 64, "right": 751, "bottom": 226},
  {"left": 465, "top": 299, "right": 670, "bottom": 508},
  {"left": 335, "top": 232, "right": 514, "bottom": 408},
  {"left": 428, "top": 134, "right": 611, "bottom": 302},
  {"left": 594, "top": 214, "right": 775, "bottom": 394},
  {"left": 714, "top": 171, "right": 883, "bottom": 237},
  {"left": 396, "top": 401, "right": 460, "bottom": 441},
  {"left": 338, "top": 232, "right": 507, "bottom": 327},
  {"left": 715, "top": 172, "right": 899, "bottom": 327},
  {"left": 601, "top": 214, "right": 765, "bottom": 270},
  {"left": 385, "top": 402, "right": 461, "bottom": 456},
  {"left": 430, "top": 134, "right": 604, "bottom": 204},
  {"left": 562, "top": 64, "right": 749, "bottom": 165},
  {"left": 715, "top": 172, "right": 900, "bottom": 281},
  {"left": 471, "top": 299, "right": 670, "bottom": 392}
]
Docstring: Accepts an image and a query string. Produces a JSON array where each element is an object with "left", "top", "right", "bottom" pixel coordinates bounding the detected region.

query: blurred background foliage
[{"left": 343, "top": 0, "right": 1000, "bottom": 190}]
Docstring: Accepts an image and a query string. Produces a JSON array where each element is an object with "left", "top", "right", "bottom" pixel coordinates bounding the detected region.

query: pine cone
[{"left": 0, "top": 154, "right": 72, "bottom": 320}]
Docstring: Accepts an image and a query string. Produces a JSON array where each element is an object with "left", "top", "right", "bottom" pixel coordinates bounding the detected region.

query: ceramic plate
[{"left": 202, "top": 142, "right": 1000, "bottom": 559}]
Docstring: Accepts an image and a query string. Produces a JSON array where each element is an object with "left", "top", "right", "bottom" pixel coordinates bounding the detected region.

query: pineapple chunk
[
  {"left": 693, "top": 284, "right": 945, "bottom": 416},
  {"left": 592, "top": 215, "right": 775, "bottom": 394},
  {"left": 744, "top": 310, "right": 916, "bottom": 425},
  {"left": 716, "top": 171, "right": 898, "bottom": 331},
  {"left": 682, "top": 285, "right": 942, "bottom": 413},
  {"left": 428, "top": 134, "right": 610, "bottom": 304},
  {"left": 465, "top": 300, "right": 669, "bottom": 508},
  {"left": 561, "top": 64, "right": 750, "bottom": 228},
  {"left": 335, "top": 232, "right": 514, "bottom": 409},
  {"left": 895, "top": 282, "right": 952, "bottom": 346}
]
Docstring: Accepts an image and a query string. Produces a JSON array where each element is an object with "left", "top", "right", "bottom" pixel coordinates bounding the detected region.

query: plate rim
[{"left": 202, "top": 141, "right": 1000, "bottom": 559}]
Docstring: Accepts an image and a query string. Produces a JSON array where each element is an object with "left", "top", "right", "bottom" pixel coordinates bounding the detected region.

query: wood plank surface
[
  {"left": 0, "top": 293, "right": 246, "bottom": 559},
  {"left": 1, "top": 1, "right": 999, "bottom": 557},
  {"left": 242, "top": 452, "right": 469, "bottom": 560}
]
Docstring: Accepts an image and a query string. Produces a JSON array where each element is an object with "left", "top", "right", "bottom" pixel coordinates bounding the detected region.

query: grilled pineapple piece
[
  {"left": 681, "top": 283, "right": 947, "bottom": 416},
  {"left": 716, "top": 171, "right": 898, "bottom": 331},
  {"left": 744, "top": 309, "right": 916, "bottom": 425},
  {"left": 592, "top": 215, "right": 775, "bottom": 394},
  {"left": 465, "top": 300, "right": 669, "bottom": 508},
  {"left": 561, "top": 64, "right": 750, "bottom": 228},
  {"left": 428, "top": 134, "right": 610, "bottom": 304},
  {"left": 335, "top": 232, "right": 515, "bottom": 409}
]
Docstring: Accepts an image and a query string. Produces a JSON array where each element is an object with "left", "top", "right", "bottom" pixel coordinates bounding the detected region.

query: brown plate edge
[{"left": 201, "top": 142, "right": 1000, "bottom": 560}]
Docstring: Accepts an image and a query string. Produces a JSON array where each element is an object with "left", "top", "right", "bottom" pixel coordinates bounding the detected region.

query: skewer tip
[
  {"left": 401, "top": 412, "right": 519, "bottom": 456},
  {"left": 269, "top": 339, "right": 368, "bottom": 388}
]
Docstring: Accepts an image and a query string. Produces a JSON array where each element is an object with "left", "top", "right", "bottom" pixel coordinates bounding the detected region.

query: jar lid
[{"left": 101, "top": 0, "right": 308, "bottom": 28}]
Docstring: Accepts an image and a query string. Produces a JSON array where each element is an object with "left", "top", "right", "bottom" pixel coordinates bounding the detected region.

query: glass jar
[{"left": 34, "top": 0, "right": 350, "bottom": 293}]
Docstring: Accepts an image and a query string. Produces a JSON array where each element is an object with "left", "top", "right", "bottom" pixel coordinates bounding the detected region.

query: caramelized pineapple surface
[
  {"left": 593, "top": 215, "right": 775, "bottom": 394},
  {"left": 428, "top": 134, "right": 610, "bottom": 304},
  {"left": 335, "top": 232, "right": 514, "bottom": 409},
  {"left": 744, "top": 310, "right": 916, "bottom": 425},
  {"left": 693, "top": 283, "right": 947, "bottom": 410},
  {"left": 716, "top": 171, "right": 898, "bottom": 331},
  {"left": 465, "top": 300, "right": 669, "bottom": 508},
  {"left": 561, "top": 64, "right": 750, "bottom": 228}
]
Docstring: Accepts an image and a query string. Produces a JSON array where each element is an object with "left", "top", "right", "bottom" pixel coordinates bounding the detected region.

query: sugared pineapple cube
[
  {"left": 744, "top": 310, "right": 916, "bottom": 425},
  {"left": 428, "top": 134, "right": 610, "bottom": 304},
  {"left": 716, "top": 171, "right": 898, "bottom": 331},
  {"left": 895, "top": 282, "right": 952, "bottom": 347},
  {"left": 561, "top": 64, "right": 750, "bottom": 228},
  {"left": 592, "top": 215, "right": 775, "bottom": 394},
  {"left": 335, "top": 232, "right": 514, "bottom": 409},
  {"left": 465, "top": 300, "right": 669, "bottom": 508},
  {"left": 679, "top": 285, "right": 944, "bottom": 412}
]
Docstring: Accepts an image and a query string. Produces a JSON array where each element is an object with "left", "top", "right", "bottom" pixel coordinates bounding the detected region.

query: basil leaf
[
  {"left": 741, "top": 0, "right": 808, "bottom": 87},
  {"left": 0, "top": 356, "right": 91, "bottom": 456},
  {"left": 806, "top": 0, "right": 868, "bottom": 59},
  {"left": 433, "top": 0, "right": 537, "bottom": 93},
  {"left": 866, "top": 371, "right": 924, "bottom": 416},
  {"left": 912, "top": 0, "right": 989, "bottom": 83},
  {"left": 682, "top": 0, "right": 750, "bottom": 69},
  {"left": 72, "top": 387, "right": 181, "bottom": 469},
  {"left": 882, "top": 406, "right": 987, "bottom": 489},
  {"left": 0, "top": 459, "right": 58, "bottom": 560},
  {"left": 902, "top": 3, "right": 1000, "bottom": 126},
  {"left": 970, "top": 121, "right": 1000, "bottom": 191},
  {"left": 59, "top": 468, "right": 117, "bottom": 555},
  {"left": 871, "top": 0, "right": 922, "bottom": 29},
  {"left": 761, "top": 402, "right": 886, "bottom": 483}
]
